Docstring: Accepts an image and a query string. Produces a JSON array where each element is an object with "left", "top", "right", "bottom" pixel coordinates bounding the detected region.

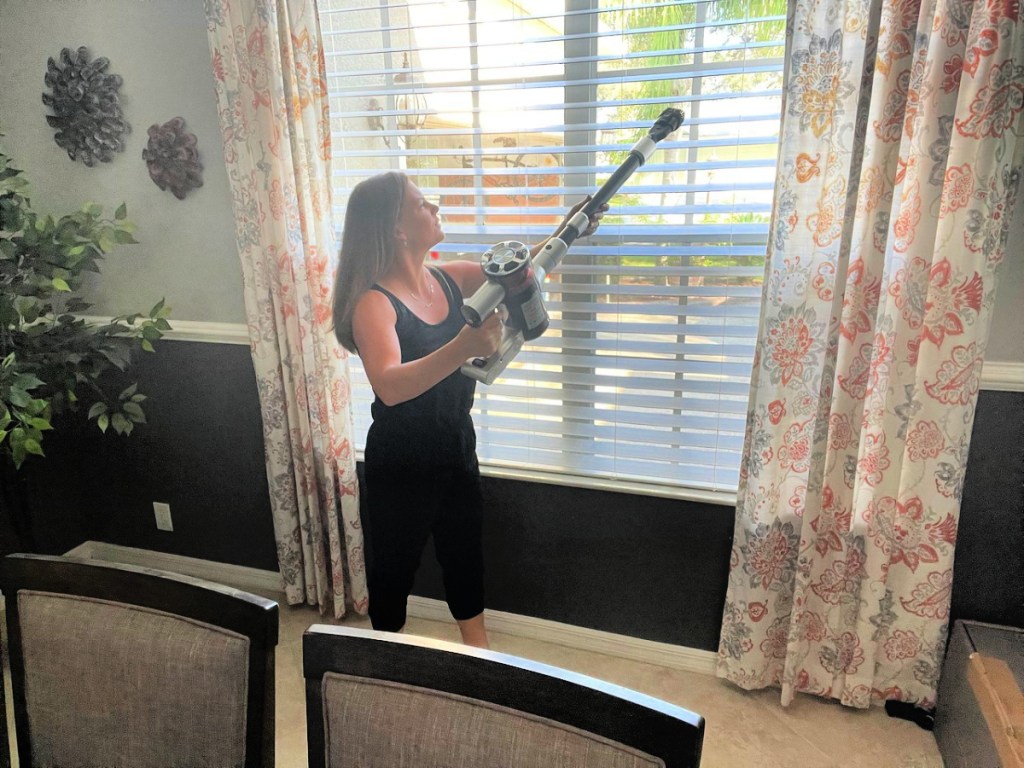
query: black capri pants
[{"left": 364, "top": 460, "right": 485, "bottom": 632}]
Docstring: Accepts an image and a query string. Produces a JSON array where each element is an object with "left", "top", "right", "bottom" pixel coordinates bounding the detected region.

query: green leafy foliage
[
  {"left": 602, "top": 0, "right": 787, "bottom": 158},
  {"left": 0, "top": 141, "right": 171, "bottom": 468},
  {"left": 588, "top": 1, "right": 781, "bottom": 289}
]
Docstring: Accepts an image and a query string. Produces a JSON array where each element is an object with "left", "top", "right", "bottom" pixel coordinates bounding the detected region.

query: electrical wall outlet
[{"left": 153, "top": 502, "right": 173, "bottom": 532}]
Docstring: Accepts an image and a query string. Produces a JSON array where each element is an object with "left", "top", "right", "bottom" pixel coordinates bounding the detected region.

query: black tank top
[{"left": 364, "top": 267, "right": 478, "bottom": 471}]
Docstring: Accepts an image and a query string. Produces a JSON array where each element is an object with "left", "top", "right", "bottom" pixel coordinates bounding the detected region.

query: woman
[{"left": 332, "top": 171, "right": 605, "bottom": 647}]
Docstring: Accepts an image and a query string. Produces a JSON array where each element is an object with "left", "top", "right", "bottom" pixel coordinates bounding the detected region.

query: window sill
[
  {"left": 355, "top": 450, "right": 736, "bottom": 506},
  {"left": 479, "top": 464, "right": 738, "bottom": 506}
]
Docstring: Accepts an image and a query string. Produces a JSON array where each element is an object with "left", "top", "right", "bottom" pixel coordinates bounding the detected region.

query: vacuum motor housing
[{"left": 479, "top": 240, "right": 549, "bottom": 341}]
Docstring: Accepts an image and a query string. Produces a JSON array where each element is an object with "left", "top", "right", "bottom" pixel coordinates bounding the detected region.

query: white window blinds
[{"left": 320, "top": 0, "right": 784, "bottom": 493}]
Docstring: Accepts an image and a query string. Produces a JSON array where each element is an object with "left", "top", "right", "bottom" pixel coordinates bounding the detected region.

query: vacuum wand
[
  {"left": 460, "top": 107, "right": 685, "bottom": 385},
  {"left": 548, "top": 107, "right": 684, "bottom": 258}
]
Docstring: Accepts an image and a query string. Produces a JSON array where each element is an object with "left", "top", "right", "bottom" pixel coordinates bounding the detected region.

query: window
[{"left": 320, "top": 0, "right": 785, "bottom": 494}]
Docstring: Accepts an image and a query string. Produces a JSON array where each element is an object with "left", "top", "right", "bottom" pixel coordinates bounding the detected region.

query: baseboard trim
[
  {"left": 406, "top": 596, "right": 718, "bottom": 676},
  {"left": 65, "top": 541, "right": 284, "bottom": 593},
  {"left": 65, "top": 541, "right": 718, "bottom": 677}
]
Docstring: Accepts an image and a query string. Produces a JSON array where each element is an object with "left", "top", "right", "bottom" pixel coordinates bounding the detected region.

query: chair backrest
[
  {"left": 303, "top": 624, "right": 704, "bottom": 768},
  {"left": 0, "top": 553, "right": 279, "bottom": 768}
]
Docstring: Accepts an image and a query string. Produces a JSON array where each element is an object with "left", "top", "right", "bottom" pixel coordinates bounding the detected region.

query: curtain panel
[
  {"left": 205, "top": 0, "right": 367, "bottom": 617},
  {"left": 718, "top": 0, "right": 1022, "bottom": 707}
]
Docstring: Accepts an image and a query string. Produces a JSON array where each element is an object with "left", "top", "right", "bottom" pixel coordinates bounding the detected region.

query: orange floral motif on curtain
[
  {"left": 718, "top": 0, "right": 1022, "bottom": 708},
  {"left": 205, "top": 0, "right": 367, "bottom": 618}
]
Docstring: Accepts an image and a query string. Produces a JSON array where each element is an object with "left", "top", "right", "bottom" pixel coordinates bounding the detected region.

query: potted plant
[{"left": 0, "top": 139, "right": 170, "bottom": 549}]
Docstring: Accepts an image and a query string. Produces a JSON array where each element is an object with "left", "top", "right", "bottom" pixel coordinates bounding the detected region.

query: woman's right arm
[{"left": 352, "top": 290, "right": 502, "bottom": 406}]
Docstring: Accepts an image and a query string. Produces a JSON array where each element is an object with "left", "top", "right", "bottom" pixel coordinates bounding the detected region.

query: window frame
[{"left": 322, "top": 0, "right": 782, "bottom": 502}]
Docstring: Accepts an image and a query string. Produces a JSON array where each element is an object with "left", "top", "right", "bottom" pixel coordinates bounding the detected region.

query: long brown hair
[{"left": 332, "top": 171, "right": 408, "bottom": 352}]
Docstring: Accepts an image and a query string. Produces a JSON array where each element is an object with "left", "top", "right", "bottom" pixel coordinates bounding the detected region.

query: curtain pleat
[
  {"left": 205, "top": 0, "right": 367, "bottom": 617},
  {"left": 718, "top": 0, "right": 1022, "bottom": 707}
]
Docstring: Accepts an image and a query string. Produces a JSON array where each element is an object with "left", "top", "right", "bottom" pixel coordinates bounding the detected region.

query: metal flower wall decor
[
  {"left": 142, "top": 117, "right": 203, "bottom": 200},
  {"left": 42, "top": 47, "right": 130, "bottom": 166}
]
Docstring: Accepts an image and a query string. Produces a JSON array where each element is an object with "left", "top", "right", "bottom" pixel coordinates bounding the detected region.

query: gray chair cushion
[
  {"left": 18, "top": 590, "right": 250, "bottom": 768},
  {"left": 321, "top": 672, "right": 665, "bottom": 767}
]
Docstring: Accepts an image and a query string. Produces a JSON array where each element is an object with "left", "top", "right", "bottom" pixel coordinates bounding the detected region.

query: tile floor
[{"left": 273, "top": 597, "right": 946, "bottom": 768}]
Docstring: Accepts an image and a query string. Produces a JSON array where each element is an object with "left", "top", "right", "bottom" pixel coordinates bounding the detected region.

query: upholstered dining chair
[
  {"left": 0, "top": 553, "right": 279, "bottom": 768},
  {"left": 303, "top": 624, "right": 705, "bottom": 767}
]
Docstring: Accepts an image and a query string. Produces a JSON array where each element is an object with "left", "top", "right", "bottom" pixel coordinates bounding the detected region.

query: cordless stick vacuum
[
  {"left": 459, "top": 107, "right": 685, "bottom": 385},
  {"left": 458, "top": 108, "right": 684, "bottom": 385}
]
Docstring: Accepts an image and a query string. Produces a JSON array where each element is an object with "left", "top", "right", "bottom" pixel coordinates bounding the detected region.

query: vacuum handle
[{"left": 460, "top": 325, "right": 524, "bottom": 384}]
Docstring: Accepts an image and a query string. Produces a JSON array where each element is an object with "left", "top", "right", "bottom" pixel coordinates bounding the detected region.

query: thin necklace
[{"left": 408, "top": 269, "right": 435, "bottom": 308}]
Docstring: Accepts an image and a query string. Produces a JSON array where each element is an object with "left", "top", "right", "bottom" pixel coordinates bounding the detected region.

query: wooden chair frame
[
  {"left": 303, "top": 623, "right": 704, "bottom": 767},
  {"left": 0, "top": 553, "right": 279, "bottom": 768}
]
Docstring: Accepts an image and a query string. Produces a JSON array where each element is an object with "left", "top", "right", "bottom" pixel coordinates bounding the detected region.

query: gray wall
[
  {"left": 988, "top": 222, "right": 1024, "bottom": 362},
  {"left": 0, "top": 0, "right": 245, "bottom": 323}
]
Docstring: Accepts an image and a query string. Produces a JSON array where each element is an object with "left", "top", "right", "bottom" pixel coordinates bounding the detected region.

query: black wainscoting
[
  {"left": 20, "top": 340, "right": 278, "bottom": 572},
  {"left": 406, "top": 478, "right": 734, "bottom": 651},
  {"left": 949, "top": 390, "right": 1024, "bottom": 629},
  {"left": 17, "top": 341, "right": 1024, "bottom": 649},
  {"left": 15, "top": 409, "right": 105, "bottom": 556}
]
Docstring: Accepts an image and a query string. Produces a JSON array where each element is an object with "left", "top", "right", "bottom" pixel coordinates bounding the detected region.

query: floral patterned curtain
[
  {"left": 205, "top": 0, "right": 367, "bottom": 617},
  {"left": 718, "top": 0, "right": 1022, "bottom": 708}
]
